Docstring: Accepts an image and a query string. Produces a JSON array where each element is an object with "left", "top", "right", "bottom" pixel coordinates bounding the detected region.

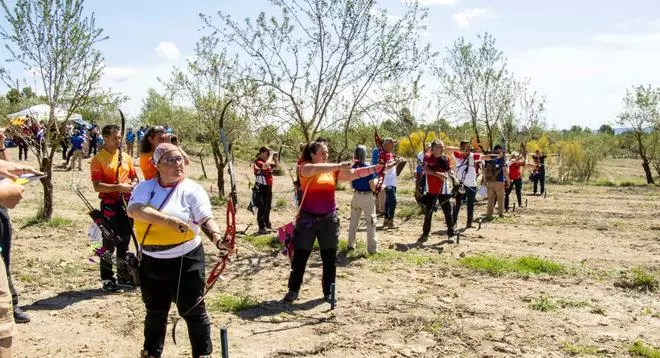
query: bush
[{"left": 554, "top": 135, "right": 611, "bottom": 182}]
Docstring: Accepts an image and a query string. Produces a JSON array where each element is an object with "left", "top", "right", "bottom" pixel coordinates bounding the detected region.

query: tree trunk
[
  {"left": 39, "top": 156, "right": 53, "bottom": 220},
  {"left": 199, "top": 153, "right": 207, "bottom": 179},
  {"left": 210, "top": 140, "right": 226, "bottom": 197},
  {"left": 642, "top": 157, "right": 655, "bottom": 184},
  {"left": 636, "top": 133, "right": 655, "bottom": 184}
]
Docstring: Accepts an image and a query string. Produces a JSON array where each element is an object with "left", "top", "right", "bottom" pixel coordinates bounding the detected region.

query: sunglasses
[{"left": 160, "top": 156, "right": 184, "bottom": 166}]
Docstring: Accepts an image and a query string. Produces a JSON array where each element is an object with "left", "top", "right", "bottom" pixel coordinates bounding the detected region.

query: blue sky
[{"left": 3, "top": 0, "right": 660, "bottom": 129}]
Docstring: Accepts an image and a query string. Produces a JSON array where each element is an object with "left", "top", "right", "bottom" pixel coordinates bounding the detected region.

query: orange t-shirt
[
  {"left": 140, "top": 152, "right": 158, "bottom": 180},
  {"left": 299, "top": 163, "right": 338, "bottom": 214},
  {"left": 90, "top": 149, "right": 137, "bottom": 203}
]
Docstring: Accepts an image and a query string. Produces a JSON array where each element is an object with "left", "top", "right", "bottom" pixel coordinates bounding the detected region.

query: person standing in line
[
  {"left": 90, "top": 125, "right": 139, "bottom": 293},
  {"left": 87, "top": 125, "right": 98, "bottom": 158},
  {"left": 381, "top": 138, "right": 400, "bottom": 229},
  {"left": 371, "top": 145, "right": 386, "bottom": 215},
  {"left": 283, "top": 141, "right": 381, "bottom": 303},
  {"left": 484, "top": 144, "right": 510, "bottom": 218},
  {"left": 347, "top": 145, "right": 378, "bottom": 254},
  {"left": 126, "top": 128, "right": 136, "bottom": 158},
  {"left": 419, "top": 140, "right": 455, "bottom": 241},
  {"left": 531, "top": 150, "right": 548, "bottom": 195},
  {"left": 505, "top": 151, "right": 527, "bottom": 211},
  {"left": 253, "top": 146, "right": 278, "bottom": 234},
  {"left": 67, "top": 130, "right": 85, "bottom": 171},
  {"left": 140, "top": 126, "right": 189, "bottom": 181},
  {"left": 136, "top": 127, "right": 145, "bottom": 158},
  {"left": 0, "top": 136, "right": 44, "bottom": 325},
  {"left": 451, "top": 141, "right": 482, "bottom": 228}
]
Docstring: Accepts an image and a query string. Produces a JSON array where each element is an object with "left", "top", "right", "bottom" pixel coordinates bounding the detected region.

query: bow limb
[{"left": 172, "top": 100, "right": 236, "bottom": 345}]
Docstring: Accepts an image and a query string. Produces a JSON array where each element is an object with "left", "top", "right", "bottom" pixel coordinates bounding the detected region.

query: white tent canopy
[{"left": 7, "top": 104, "right": 83, "bottom": 122}]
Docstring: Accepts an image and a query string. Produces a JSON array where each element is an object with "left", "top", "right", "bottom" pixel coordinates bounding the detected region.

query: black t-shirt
[{"left": 533, "top": 154, "right": 547, "bottom": 167}]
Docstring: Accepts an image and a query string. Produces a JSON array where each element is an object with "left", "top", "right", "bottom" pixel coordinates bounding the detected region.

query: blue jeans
[{"left": 384, "top": 186, "right": 397, "bottom": 219}]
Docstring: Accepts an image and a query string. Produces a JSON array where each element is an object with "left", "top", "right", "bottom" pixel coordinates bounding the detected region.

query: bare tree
[
  {"left": 617, "top": 84, "right": 660, "bottom": 184},
  {"left": 203, "top": 0, "right": 434, "bottom": 148},
  {"left": 0, "top": 0, "right": 106, "bottom": 219},
  {"left": 438, "top": 33, "right": 510, "bottom": 151},
  {"left": 163, "top": 36, "right": 252, "bottom": 197}
]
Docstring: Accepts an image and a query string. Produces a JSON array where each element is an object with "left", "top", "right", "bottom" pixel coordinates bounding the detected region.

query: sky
[{"left": 2, "top": 0, "right": 660, "bottom": 130}]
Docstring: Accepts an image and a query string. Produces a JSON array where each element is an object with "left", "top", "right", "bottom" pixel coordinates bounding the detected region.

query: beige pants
[
  {"left": 348, "top": 191, "right": 378, "bottom": 253},
  {"left": 486, "top": 182, "right": 505, "bottom": 217},
  {"left": 127, "top": 142, "right": 134, "bottom": 157},
  {"left": 68, "top": 149, "right": 84, "bottom": 170},
  {"left": 0, "top": 256, "right": 15, "bottom": 356}
]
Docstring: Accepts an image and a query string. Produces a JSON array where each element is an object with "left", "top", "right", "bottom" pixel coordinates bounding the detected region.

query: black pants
[
  {"left": 140, "top": 244, "right": 212, "bottom": 357},
  {"left": 17, "top": 139, "right": 28, "bottom": 161},
  {"left": 100, "top": 202, "right": 132, "bottom": 282},
  {"left": 256, "top": 184, "right": 273, "bottom": 230},
  {"left": 88, "top": 136, "right": 98, "bottom": 156},
  {"left": 452, "top": 186, "right": 477, "bottom": 227},
  {"left": 505, "top": 179, "right": 523, "bottom": 210},
  {"left": 0, "top": 208, "right": 18, "bottom": 306},
  {"left": 60, "top": 138, "right": 69, "bottom": 160},
  {"left": 288, "top": 211, "right": 339, "bottom": 296},
  {"left": 421, "top": 194, "right": 453, "bottom": 236},
  {"left": 533, "top": 168, "right": 545, "bottom": 194}
]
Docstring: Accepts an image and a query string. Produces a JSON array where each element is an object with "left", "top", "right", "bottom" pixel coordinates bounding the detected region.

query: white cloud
[
  {"left": 452, "top": 8, "right": 494, "bottom": 28},
  {"left": 508, "top": 19, "right": 660, "bottom": 129},
  {"left": 103, "top": 66, "right": 138, "bottom": 83},
  {"left": 154, "top": 41, "right": 181, "bottom": 61}
]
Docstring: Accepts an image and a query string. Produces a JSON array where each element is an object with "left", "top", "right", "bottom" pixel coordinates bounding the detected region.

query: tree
[
  {"left": 617, "top": 84, "right": 659, "bottom": 184},
  {"left": 163, "top": 36, "right": 250, "bottom": 197},
  {"left": 598, "top": 124, "right": 615, "bottom": 136},
  {"left": 438, "top": 33, "right": 513, "bottom": 151},
  {"left": 0, "top": 0, "right": 106, "bottom": 219},
  {"left": 204, "top": 0, "right": 434, "bottom": 146}
]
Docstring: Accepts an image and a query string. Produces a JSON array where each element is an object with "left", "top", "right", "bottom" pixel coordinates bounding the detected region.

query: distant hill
[{"left": 612, "top": 127, "right": 653, "bottom": 135}]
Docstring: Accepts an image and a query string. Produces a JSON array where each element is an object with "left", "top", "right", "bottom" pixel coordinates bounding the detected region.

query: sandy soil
[{"left": 5, "top": 149, "right": 659, "bottom": 358}]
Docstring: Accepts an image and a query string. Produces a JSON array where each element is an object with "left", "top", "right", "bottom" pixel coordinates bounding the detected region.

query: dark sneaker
[
  {"left": 346, "top": 246, "right": 355, "bottom": 252},
  {"left": 257, "top": 228, "right": 269, "bottom": 235},
  {"left": 324, "top": 294, "right": 335, "bottom": 304},
  {"left": 447, "top": 228, "right": 455, "bottom": 237},
  {"left": 283, "top": 291, "right": 299, "bottom": 303},
  {"left": 102, "top": 280, "right": 124, "bottom": 294},
  {"left": 117, "top": 277, "right": 136, "bottom": 288},
  {"left": 418, "top": 234, "right": 429, "bottom": 242},
  {"left": 13, "top": 307, "right": 31, "bottom": 324}
]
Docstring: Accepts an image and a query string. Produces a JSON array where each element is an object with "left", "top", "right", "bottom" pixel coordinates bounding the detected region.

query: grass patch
[
  {"left": 615, "top": 268, "right": 659, "bottom": 292},
  {"left": 242, "top": 234, "right": 279, "bottom": 250},
  {"left": 557, "top": 299, "right": 590, "bottom": 309},
  {"left": 629, "top": 341, "right": 660, "bottom": 358},
  {"left": 210, "top": 196, "right": 227, "bottom": 206},
  {"left": 274, "top": 196, "right": 288, "bottom": 209},
  {"left": 530, "top": 295, "right": 557, "bottom": 312},
  {"left": 208, "top": 294, "right": 257, "bottom": 313},
  {"left": 22, "top": 216, "right": 72, "bottom": 228},
  {"left": 592, "top": 179, "right": 617, "bottom": 187},
  {"left": 335, "top": 182, "right": 347, "bottom": 191},
  {"left": 562, "top": 341, "right": 599, "bottom": 355},
  {"left": 459, "top": 254, "right": 565, "bottom": 277},
  {"left": 397, "top": 188, "right": 412, "bottom": 195},
  {"left": 397, "top": 205, "right": 424, "bottom": 219}
]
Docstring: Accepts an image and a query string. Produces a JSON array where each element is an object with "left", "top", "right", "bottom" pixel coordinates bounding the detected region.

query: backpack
[{"left": 484, "top": 160, "right": 499, "bottom": 183}]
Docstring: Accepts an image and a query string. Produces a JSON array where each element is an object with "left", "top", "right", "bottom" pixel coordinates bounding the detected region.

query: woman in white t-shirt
[{"left": 127, "top": 143, "right": 230, "bottom": 358}]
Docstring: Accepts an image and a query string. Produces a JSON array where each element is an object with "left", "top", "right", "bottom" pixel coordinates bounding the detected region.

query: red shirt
[
  {"left": 254, "top": 158, "right": 275, "bottom": 186},
  {"left": 509, "top": 162, "right": 523, "bottom": 180},
  {"left": 509, "top": 162, "right": 522, "bottom": 180},
  {"left": 423, "top": 153, "right": 451, "bottom": 194}
]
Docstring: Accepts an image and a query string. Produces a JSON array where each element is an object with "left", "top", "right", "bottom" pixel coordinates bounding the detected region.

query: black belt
[{"left": 142, "top": 242, "right": 188, "bottom": 252}]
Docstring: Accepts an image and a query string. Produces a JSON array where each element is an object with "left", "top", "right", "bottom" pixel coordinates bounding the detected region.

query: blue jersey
[
  {"left": 351, "top": 163, "right": 375, "bottom": 191},
  {"left": 126, "top": 131, "right": 135, "bottom": 143},
  {"left": 71, "top": 135, "right": 84, "bottom": 150}
]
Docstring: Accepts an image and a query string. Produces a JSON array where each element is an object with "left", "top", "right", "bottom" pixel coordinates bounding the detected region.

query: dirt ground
[{"left": 6, "top": 148, "right": 660, "bottom": 357}]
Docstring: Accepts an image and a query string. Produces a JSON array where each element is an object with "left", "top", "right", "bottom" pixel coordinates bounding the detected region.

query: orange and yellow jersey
[
  {"left": 139, "top": 152, "right": 158, "bottom": 180},
  {"left": 90, "top": 148, "right": 137, "bottom": 203},
  {"left": 299, "top": 162, "right": 338, "bottom": 214}
]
